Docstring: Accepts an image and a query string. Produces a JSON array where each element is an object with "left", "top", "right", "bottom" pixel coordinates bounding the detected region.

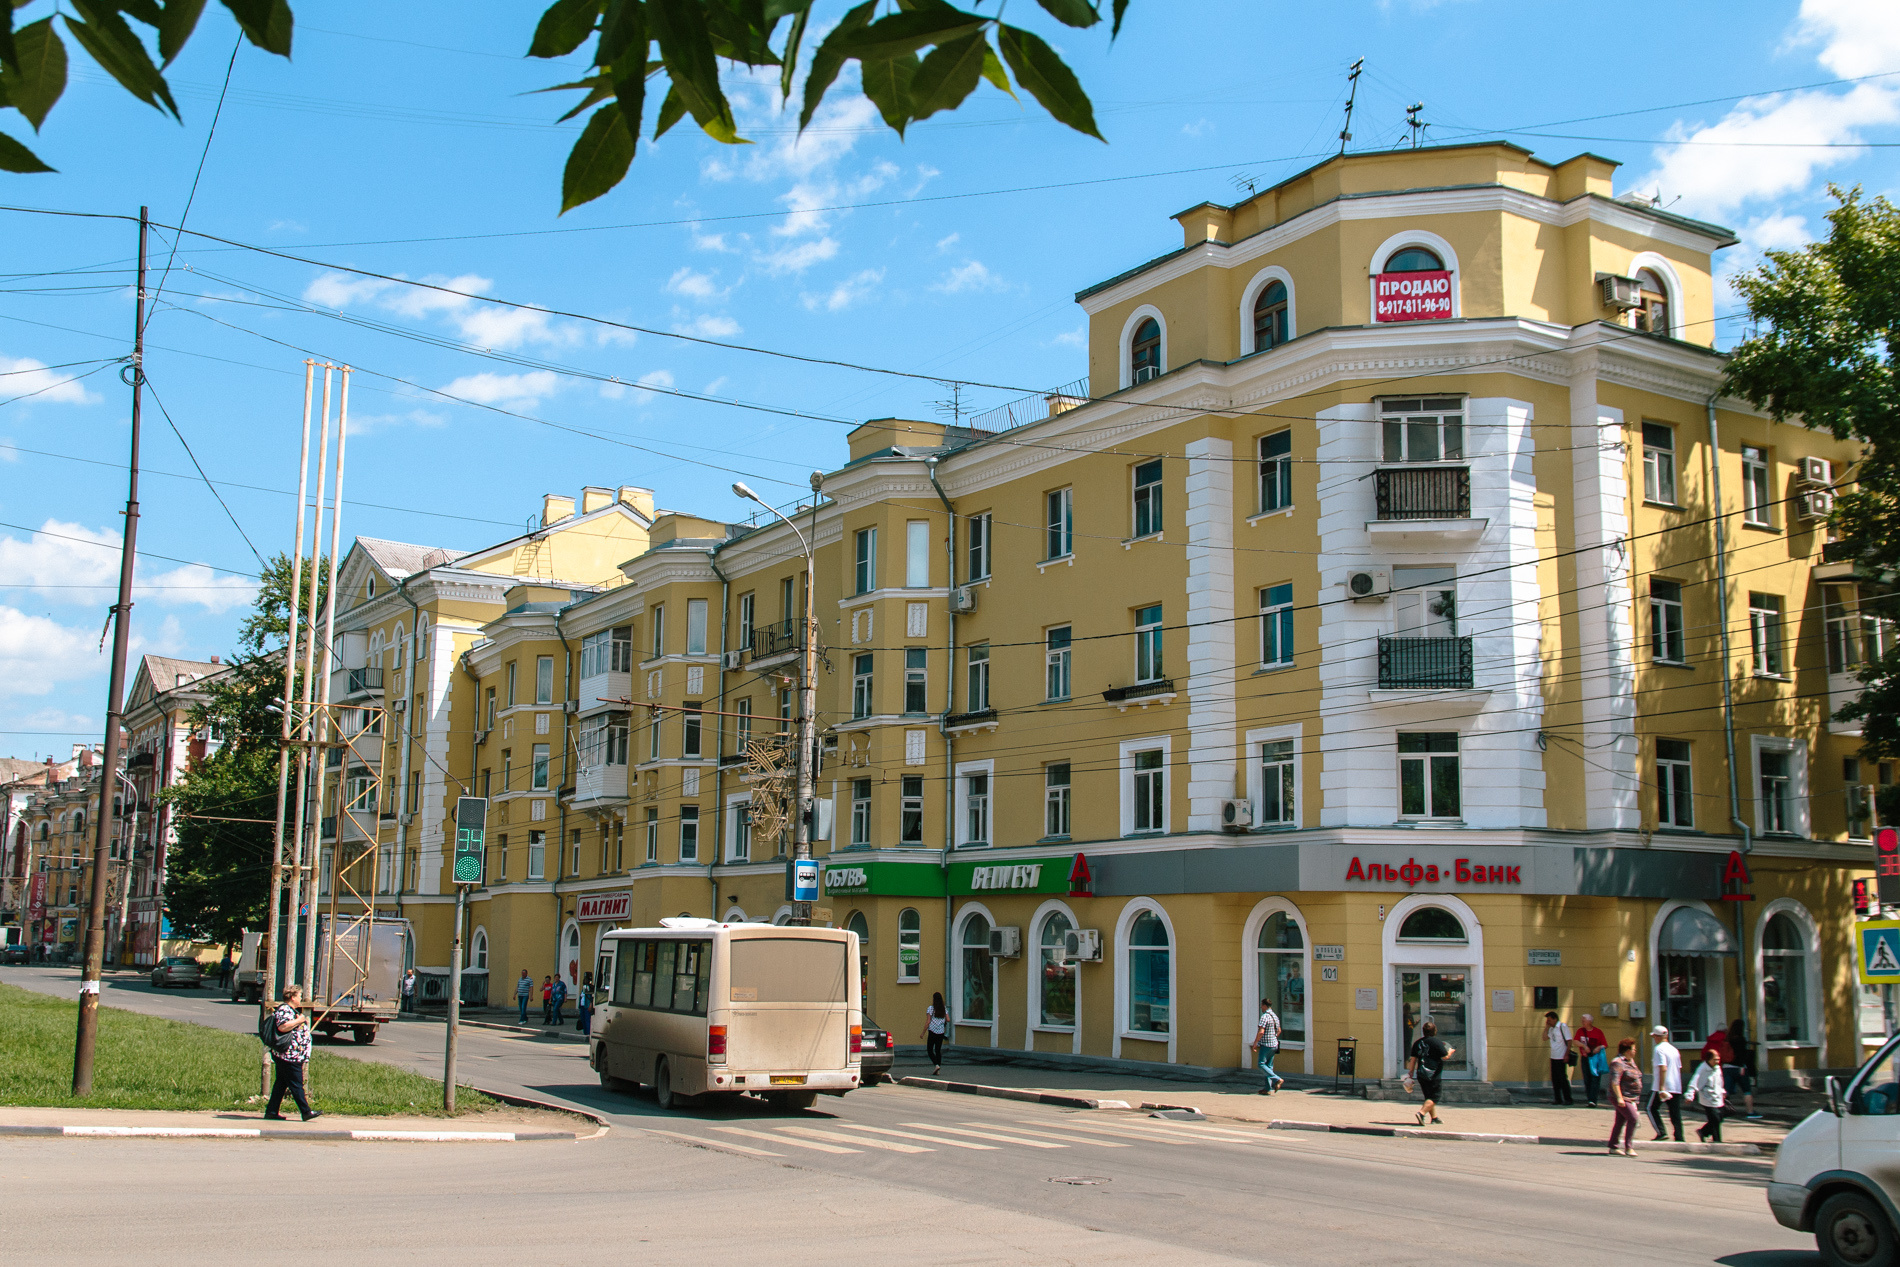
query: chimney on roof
[
  {"left": 580, "top": 486, "right": 613, "bottom": 515},
  {"left": 209, "top": 655, "right": 220, "bottom": 664},
  {"left": 617, "top": 486, "right": 655, "bottom": 519},
  {"left": 542, "top": 493, "right": 576, "bottom": 527}
]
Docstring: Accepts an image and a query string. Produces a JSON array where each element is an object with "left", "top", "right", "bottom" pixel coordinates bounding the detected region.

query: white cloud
[
  {"left": 602, "top": 370, "right": 676, "bottom": 405},
  {"left": 703, "top": 376, "right": 730, "bottom": 397},
  {"left": 936, "top": 232, "right": 961, "bottom": 252},
  {"left": 303, "top": 271, "right": 582, "bottom": 351},
  {"left": 0, "top": 438, "right": 16, "bottom": 462},
  {"left": 1049, "top": 325, "right": 1088, "bottom": 350},
  {"left": 1791, "top": 0, "right": 1900, "bottom": 78},
  {"left": 437, "top": 371, "right": 560, "bottom": 409},
  {"left": 342, "top": 407, "right": 447, "bottom": 437},
  {"left": 666, "top": 268, "right": 724, "bottom": 299},
  {"left": 673, "top": 313, "right": 743, "bottom": 338},
  {"left": 0, "top": 606, "right": 99, "bottom": 697},
  {"left": 0, "top": 355, "right": 100, "bottom": 406},
  {"left": 1182, "top": 119, "right": 1213, "bottom": 138},
  {"left": 0, "top": 521, "right": 257, "bottom": 612},
  {"left": 759, "top": 237, "right": 841, "bottom": 276},
  {"left": 932, "top": 260, "right": 1007, "bottom": 295},
  {"left": 803, "top": 268, "right": 885, "bottom": 313},
  {"left": 1742, "top": 213, "right": 1813, "bottom": 252},
  {"left": 690, "top": 225, "right": 735, "bottom": 253}
]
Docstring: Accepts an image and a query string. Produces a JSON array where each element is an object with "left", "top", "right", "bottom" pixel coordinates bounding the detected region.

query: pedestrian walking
[
  {"left": 920, "top": 993, "right": 948, "bottom": 1075},
  {"left": 515, "top": 969, "right": 532, "bottom": 1024},
  {"left": 551, "top": 974, "right": 568, "bottom": 1026},
  {"left": 1406, "top": 1020, "right": 1453, "bottom": 1126},
  {"left": 1687, "top": 1046, "right": 1727, "bottom": 1143},
  {"left": 1726, "top": 1017, "right": 1759, "bottom": 1118},
  {"left": 1575, "top": 1013, "right": 1608, "bottom": 1108},
  {"left": 1606, "top": 1037, "right": 1642, "bottom": 1156},
  {"left": 577, "top": 972, "right": 594, "bottom": 1035},
  {"left": 261, "top": 985, "right": 321, "bottom": 1123},
  {"left": 400, "top": 968, "right": 416, "bottom": 1015},
  {"left": 1251, "top": 997, "right": 1285, "bottom": 1095},
  {"left": 1647, "top": 1024, "right": 1685, "bottom": 1142},
  {"left": 541, "top": 976, "right": 554, "bottom": 1025},
  {"left": 1543, "top": 1010, "right": 1575, "bottom": 1105}
]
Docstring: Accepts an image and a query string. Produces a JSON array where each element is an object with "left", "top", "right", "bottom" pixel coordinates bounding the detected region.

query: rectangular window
[
  {"left": 645, "top": 808, "right": 658, "bottom": 863},
  {"left": 735, "top": 698, "right": 752, "bottom": 751},
  {"left": 1642, "top": 423, "right": 1677, "bottom": 504},
  {"left": 967, "top": 644, "right": 991, "bottom": 712},
  {"left": 731, "top": 802, "right": 751, "bottom": 862},
  {"left": 1750, "top": 594, "right": 1785, "bottom": 675},
  {"left": 964, "top": 772, "right": 990, "bottom": 847},
  {"left": 905, "top": 520, "right": 930, "bottom": 588},
  {"left": 607, "top": 717, "right": 628, "bottom": 766},
  {"left": 527, "top": 830, "right": 545, "bottom": 881},
  {"left": 480, "top": 768, "right": 491, "bottom": 800},
  {"left": 1260, "top": 583, "right": 1294, "bottom": 667},
  {"left": 1259, "top": 430, "right": 1293, "bottom": 513},
  {"left": 1261, "top": 739, "right": 1296, "bottom": 826},
  {"left": 968, "top": 513, "right": 991, "bottom": 580},
  {"left": 904, "top": 647, "right": 929, "bottom": 714},
  {"left": 570, "top": 828, "right": 581, "bottom": 877},
  {"left": 780, "top": 576, "right": 796, "bottom": 623},
  {"left": 1046, "top": 488, "right": 1074, "bottom": 560},
  {"left": 1847, "top": 757, "right": 1873, "bottom": 840},
  {"left": 651, "top": 605, "right": 665, "bottom": 657},
  {"left": 1760, "top": 751, "right": 1792, "bottom": 834},
  {"left": 853, "top": 653, "right": 874, "bottom": 719},
  {"left": 1657, "top": 739, "right": 1694, "bottom": 828},
  {"left": 899, "top": 910, "right": 921, "bottom": 982},
  {"left": 1380, "top": 397, "right": 1464, "bottom": 463},
  {"left": 1135, "top": 605, "right": 1163, "bottom": 683},
  {"left": 501, "top": 750, "right": 512, "bottom": 793},
  {"left": 1045, "top": 762, "right": 1071, "bottom": 838},
  {"left": 531, "top": 743, "right": 550, "bottom": 791},
  {"left": 1651, "top": 580, "right": 1685, "bottom": 663},
  {"left": 535, "top": 655, "right": 553, "bottom": 705},
  {"left": 1742, "top": 445, "right": 1771, "bottom": 526},
  {"left": 1131, "top": 750, "right": 1165, "bottom": 832},
  {"left": 737, "top": 595, "right": 754, "bottom": 650},
  {"left": 1398, "top": 732, "right": 1461, "bottom": 819},
  {"left": 485, "top": 686, "right": 496, "bottom": 731},
  {"left": 686, "top": 599, "right": 708, "bottom": 655},
  {"left": 611, "top": 626, "right": 631, "bottom": 672},
  {"left": 679, "top": 805, "right": 699, "bottom": 861},
  {"left": 1045, "top": 626, "right": 1071, "bottom": 700},
  {"left": 854, "top": 527, "right": 878, "bottom": 595},
  {"left": 681, "top": 705, "right": 701, "bottom": 759},
  {"left": 506, "top": 661, "right": 517, "bottom": 708},
  {"left": 648, "top": 712, "right": 662, "bottom": 761},
  {"left": 1132, "top": 459, "right": 1163, "bottom": 538},
  {"left": 851, "top": 779, "right": 872, "bottom": 846},
  {"left": 900, "top": 776, "right": 924, "bottom": 844}
]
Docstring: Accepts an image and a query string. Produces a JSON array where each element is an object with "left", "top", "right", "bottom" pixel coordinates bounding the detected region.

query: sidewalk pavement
[
  {"left": 0, "top": 1104, "right": 595, "bottom": 1142},
  {"left": 897, "top": 1057, "right": 1793, "bottom": 1149}
]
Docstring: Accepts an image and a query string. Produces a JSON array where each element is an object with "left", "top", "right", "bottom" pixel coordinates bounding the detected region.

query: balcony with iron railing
[
  {"left": 1377, "top": 636, "right": 1474, "bottom": 690},
  {"left": 332, "top": 666, "right": 385, "bottom": 700},
  {"left": 749, "top": 618, "right": 805, "bottom": 664},
  {"left": 1368, "top": 466, "right": 1484, "bottom": 543}
]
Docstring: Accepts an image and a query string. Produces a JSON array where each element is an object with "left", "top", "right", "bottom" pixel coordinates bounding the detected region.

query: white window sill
[
  {"left": 1752, "top": 673, "right": 1790, "bottom": 682},
  {"left": 1652, "top": 659, "right": 1692, "bottom": 670},
  {"left": 1247, "top": 507, "right": 1294, "bottom": 526},
  {"left": 954, "top": 1019, "right": 994, "bottom": 1029},
  {"left": 1762, "top": 1040, "right": 1817, "bottom": 1050},
  {"left": 1119, "top": 1031, "right": 1170, "bottom": 1043},
  {"left": 1740, "top": 519, "right": 1779, "bottom": 532},
  {"left": 1396, "top": 818, "right": 1467, "bottom": 828},
  {"left": 1032, "top": 1024, "right": 1077, "bottom": 1035},
  {"left": 1643, "top": 500, "right": 1685, "bottom": 511},
  {"left": 1255, "top": 662, "right": 1295, "bottom": 675},
  {"left": 1037, "top": 554, "right": 1076, "bottom": 573},
  {"left": 1122, "top": 532, "right": 1163, "bottom": 551}
]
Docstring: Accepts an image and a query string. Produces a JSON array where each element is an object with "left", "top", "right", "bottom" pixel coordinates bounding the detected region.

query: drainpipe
[
  {"left": 555, "top": 604, "right": 577, "bottom": 986},
  {"left": 1708, "top": 394, "right": 1752, "bottom": 1039},
  {"left": 926, "top": 457, "right": 957, "bottom": 1028},
  {"left": 709, "top": 556, "right": 731, "bottom": 920},
  {"left": 394, "top": 577, "right": 422, "bottom": 923}
]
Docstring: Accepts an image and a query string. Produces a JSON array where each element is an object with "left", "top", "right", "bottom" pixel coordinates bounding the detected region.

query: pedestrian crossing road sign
[{"left": 1858, "top": 920, "right": 1900, "bottom": 985}]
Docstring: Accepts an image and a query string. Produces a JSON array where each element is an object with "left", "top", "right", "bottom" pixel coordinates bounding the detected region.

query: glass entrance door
[
  {"left": 1398, "top": 968, "right": 1470, "bottom": 1077},
  {"left": 1664, "top": 954, "right": 1709, "bottom": 1043}
]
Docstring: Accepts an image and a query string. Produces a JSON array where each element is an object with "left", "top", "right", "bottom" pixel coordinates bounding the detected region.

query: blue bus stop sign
[{"left": 792, "top": 860, "right": 819, "bottom": 903}]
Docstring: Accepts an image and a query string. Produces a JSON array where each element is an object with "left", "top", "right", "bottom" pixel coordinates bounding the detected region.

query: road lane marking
[
  {"left": 642, "top": 1127, "right": 782, "bottom": 1157},
  {"left": 778, "top": 1125, "right": 932, "bottom": 1153},
  {"left": 1013, "top": 1119, "right": 1201, "bottom": 1146},
  {"left": 832, "top": 1123, "right": 998, "bottom": 1149},
  {"left": 712, "top": 1126, "right": 860, "bottom": 1154},
  {"left": 971, "top": 1123, "right": 1130, "bottom": 1147},
  {"left": 900, "top": 1122, "right": 1065, "bottom": 1148}
]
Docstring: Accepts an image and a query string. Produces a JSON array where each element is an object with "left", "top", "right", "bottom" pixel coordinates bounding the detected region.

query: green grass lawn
[{"left": 0, "top": 983, "right": 495, "bottom": 1116}]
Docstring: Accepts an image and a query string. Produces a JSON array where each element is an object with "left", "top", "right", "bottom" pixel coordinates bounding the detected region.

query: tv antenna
[
  {"left": 1406, "top": 102, "right": 1425, "bottom": 148},
  {"left": 933, "top": 381, "right": 972, "bottom": 425},
  {"left": 1230, "top": 171, "right": 1259, "bottom": 198},
  {"left": 1339, "top": 58, "right": 1364, "bottom": 155}
]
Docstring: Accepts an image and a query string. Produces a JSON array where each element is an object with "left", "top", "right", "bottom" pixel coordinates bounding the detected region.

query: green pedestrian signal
[{"left": 453, "top": 796, "right": 487, "bottom": 885}]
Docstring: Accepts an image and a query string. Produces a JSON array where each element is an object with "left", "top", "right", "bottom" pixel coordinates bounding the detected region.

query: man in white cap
[{"left": 1646, "top": 1024, "right": 1684, "bottom": 1142}]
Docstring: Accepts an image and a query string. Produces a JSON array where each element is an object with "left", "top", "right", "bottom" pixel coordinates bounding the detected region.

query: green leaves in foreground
[{"left": 537, "top": 0, "right": 1125, "bottom": 213}]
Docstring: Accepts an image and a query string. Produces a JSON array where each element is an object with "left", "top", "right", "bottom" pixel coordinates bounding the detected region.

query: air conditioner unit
[
  {"left": 722, "top": 650, "right": 745, "bottom": 670},
  {"left": 950, "top": 585, "right": 977, "bottom": 613},
  {"left": 1347, "top": 570, "right": 1389, "bottom": 602},
  {"left": 1064, "top": 928, "right": 1103, "bottom": 963},
  {"left": 1220, "top": 799, "right": 1254, "bottom": 832},
  {"left": 988, "top": 926, "right": 1022, "bottom": 958},
  {"left": 390, "top": 698, "right": 406, "bottom": 713},
  {"left": 562, "top": 700, "right": 579, "bottom": 714},
  {"left": 1597, "top": 274, "right": 1642, "bottom": 310},
  {"left": 1801, "top": 457, "right": 1833, "bottom": 487},
  {"left": 1798, "top": 488, "right": 1836, "bottom": 520},
  {"left": 1132, "top": 365, "right": 1159, "bottom": 384}
]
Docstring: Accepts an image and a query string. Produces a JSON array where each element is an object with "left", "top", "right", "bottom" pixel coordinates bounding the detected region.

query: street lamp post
[{"left": 733, "top": 476, "right": 823, "bottom": 925}]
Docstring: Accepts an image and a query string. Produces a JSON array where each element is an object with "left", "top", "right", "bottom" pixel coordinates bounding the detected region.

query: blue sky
[{"left": 1, "top": 0, "right": 1896, "bottom": 755}]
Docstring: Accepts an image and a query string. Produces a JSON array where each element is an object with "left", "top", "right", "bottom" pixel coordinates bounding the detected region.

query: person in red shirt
[
  {"left": 1574, "top": 1013, "right": 1609, "bottom": 1108},
  {"left": 1702, "top": 1027, "right": 1734, "bottom": 1067}
]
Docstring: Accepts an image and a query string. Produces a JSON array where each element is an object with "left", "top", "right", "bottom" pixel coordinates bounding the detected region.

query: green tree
[
  {"left": 1, "top": 1, "right": 1129, "bottom": 210},
  {"left": 1724, "top": 185, "right": 1900, "bottom": 753}
]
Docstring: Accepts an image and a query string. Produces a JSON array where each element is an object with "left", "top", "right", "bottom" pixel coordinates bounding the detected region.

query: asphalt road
[{"left": 1, "top": 965, "right": 1825, "bottom": 1265}]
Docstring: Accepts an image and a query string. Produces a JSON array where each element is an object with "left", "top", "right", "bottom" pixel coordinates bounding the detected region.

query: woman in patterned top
[{"left": 265, "top": 984, "right": 321, "bottom": 1122}]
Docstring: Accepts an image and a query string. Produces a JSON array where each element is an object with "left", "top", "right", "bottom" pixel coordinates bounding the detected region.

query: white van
[
  {"left": 1768, "top": 1032, "right": 1900, "bottom": 1266},
  {"left": 591, "top": 919, "right": 863, "bottom": 1111}
]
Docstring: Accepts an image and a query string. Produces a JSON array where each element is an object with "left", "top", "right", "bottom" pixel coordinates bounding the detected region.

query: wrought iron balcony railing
[
  {"left": 1375, "top": 465, "right": 1471, "bottom": 520},
  {"left": 1377, "top": 636, "right": 1473, "bottom": 689}
]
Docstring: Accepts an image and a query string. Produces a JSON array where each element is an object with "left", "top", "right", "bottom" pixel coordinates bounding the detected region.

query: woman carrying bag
[{"left": 920, "top": 992, "right": 948, "bottom": 1076}]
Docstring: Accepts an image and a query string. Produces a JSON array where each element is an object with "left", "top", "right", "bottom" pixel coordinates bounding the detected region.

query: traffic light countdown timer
[{"left": 453, "top": 797, "right": 488, "bottom": 885}]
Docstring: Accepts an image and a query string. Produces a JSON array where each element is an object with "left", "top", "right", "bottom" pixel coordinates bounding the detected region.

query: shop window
[
  {"left": 898, "top": 908, "right": 921, "bottom": 982},
  {"left": 1642, "top": 424, "right": 1678, "bottom": 505},
  {"left": 1038, "top": 911, "right": 1076, "bottom": 1028},
  {"left": 1045, "top": 489, "right": 1074, "bottom": 560},
  {"left": 1750, "top": 594, "right": 1785, "bottom": 676},
  {"left": 1258, "top": 430, "right": 1292, "bottom": 513},
  {"left": 1762, "top": 911, "right": 1813, "bottom": 1044},
  {"left": 1656, "top": 739, "right": 1694, "bottom": 828},
  {"left": 1257, "top": 912, "right": 1306, "bottom": 1045},
  {"left": 1126, "top": 910, "right": 1171, "bottom": 1035},
  {"left": 846, "top": 911, "right": 870, "bottom": 1004},
  {"left": 1132, "top": 459, "right": 1163, "bottom": 538},
  {"left": 1397, "top": 906, "right": 1466, "bottom": 943},
  {"left": 1129, "top": 317, "right": 1161, "bottom": 383},
  {"left": 1651, "top": 580, "right": 1685, "bottom": 663},
  {"left": 1398, "top": 732, "right": 1460, "bottom": 820},
  {"left": 1045, "top": 626, "right": 1071, "bottom": 700},
  {"left": 959, "top": 912, "right": 993, "bottom": 1023},
  {"left": 1742, "top": 446, "right": 1772, "bottom": 526},
  {"left": 1260, "top": 584, "right": 1294, "bottom": 667},
  {"left": 1253, "top": 280, "right": 1289, "bottom": 351}
]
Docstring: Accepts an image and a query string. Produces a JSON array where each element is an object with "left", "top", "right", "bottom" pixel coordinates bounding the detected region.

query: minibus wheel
[
  {"left": 655, "top": 1057, "right": 680, "bottom": 1110},
  {"left": 1817, "top": 1191, "right": 1897, "bottom": 1267}
]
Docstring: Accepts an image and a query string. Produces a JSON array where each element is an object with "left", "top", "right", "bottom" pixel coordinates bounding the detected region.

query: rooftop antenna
[
  {"left": 1339, "top": 58, "right": 1363, "bottom": 155},
  {"left": 1406, "top": 102, "right": 1424, "bottom": 148},
  {"left": 933, "top": 381, "right": 971, "bottom": 425},
  {"left": 1230, "top": 171, "right": 1258, "bottom": 198}
]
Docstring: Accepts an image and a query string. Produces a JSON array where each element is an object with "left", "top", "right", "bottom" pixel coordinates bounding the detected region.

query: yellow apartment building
[{"left": 333, "top": 142, "right": 1878, "bottom": 1093}]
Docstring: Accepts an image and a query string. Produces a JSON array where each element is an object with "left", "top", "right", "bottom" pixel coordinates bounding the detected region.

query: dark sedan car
[
  {"left": 859, "top": 1015, "right": 894, "bottom": 1085},
  {"left": 150, "top": 956, "right": 204, "bottom": 989},
  {"left": 2, "top": 944, "right": 28, "bottom": 965}
]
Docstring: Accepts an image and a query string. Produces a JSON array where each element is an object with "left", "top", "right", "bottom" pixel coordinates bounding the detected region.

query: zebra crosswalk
[{"left": 642, "top": 1111, "right": 1280, "bottom": 1162}]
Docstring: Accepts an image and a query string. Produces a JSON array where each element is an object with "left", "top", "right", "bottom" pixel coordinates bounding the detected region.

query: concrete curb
[
  {"left": 0, "top": 1123, "right": 578, "bottom": 1142},
  {"left": 468, "top": 1087, "right": 612, "bottom": 1142},
  {"left": 895, "top": 1076, "right": 1129, "bottom": 1110}
]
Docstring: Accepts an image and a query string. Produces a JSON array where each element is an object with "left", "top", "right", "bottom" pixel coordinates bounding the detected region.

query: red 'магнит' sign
[{"left": 1374, "top": 270, "right": 1453, "bottom": 322}]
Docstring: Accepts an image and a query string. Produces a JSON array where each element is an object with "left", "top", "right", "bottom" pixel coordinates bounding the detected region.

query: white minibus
[{"left": 590, "top": 919, "right": 863, "bottom": 1110}]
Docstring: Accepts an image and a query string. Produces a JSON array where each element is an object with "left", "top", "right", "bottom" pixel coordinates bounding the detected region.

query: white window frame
[
  {"left": 905, "top": 520, "right": 930, "bottom": 588},
  {"left": 1755, "top": 898, "right": 1824, "bottom": 1051},
  {"left": 1397, "top": 731, "right": 1461, "bottom": 821},
  {"left": 1044, "top": 761, "right": 1072, "bottom": 839},
  {"left": 1026, "top": 898, "right": 1082, "bottom": 1052},
  {"left": 531, "top": 743, "right": 550, "bottom": 791},
  {"left": 1245, "top": 724, "right": 1301, "bottom": 830},
  {"left": 526, "top": 829, "right": 546, "bottom": 881},
  {"left": 1656, "top": 738, "right": 1694, "bottom": 829},
  {"left": 954, "top": 758, "right": 995, "bottom": 849},
  {"left": 1752, "top": 735, "right": 1806, "bottom": 837},
  {"left": 967, "top": 512, "right": 991, "bottom": 580},
  {"left": 897, "top": 907, "right": 922, "bottom": 983},
  {"left": 1240, "top": 897, "right": 1311, "bottom": 1072},
  {"left": 1651, "top": 579, "right": 1685, "bottom": 664},
  {"left": 686, "top": 598, "right": 708, "bottom": 655},
  {"left": 852, "top": 653, "right": 874, "bottom": 720},
  {"left": 471, "top": 926, "right": 488, "bottom": 971},
  {"left": 1239, "top": 266, "right": 1297, "bottom": 355},
  {"left": 900, "top": 775, "right": 925, "bottom": 845},
  {"left": 1750, "top": 593, "right": 1786, "bottom": 677},
  {"left": 1131, "top": 459, "right": 1163, "bottom": 539},
  {"left": 966, "top": 643, "right": 991, "bottom": 713},
  {"left": 1045, "top": 487, "right": 1074, "bottom": 561},
  {"left": 952, "top": 902, "right": 999, "bottom": 1041},
  {"left": 1118, "top": 736, "right": 1171, "bottom": 837},
  {"left": 1117, "top": 304, "right": 1167, "bottom": 389},
  {"left": 650, "top": 605, "right": 665, "bottom": 658},
  {"left": 644, "top": 807, "right": 658, "bottom": 863},
  {"left": 1112, "top": 898, "right": 1176, "bottom": 1063},
  {"left": 736, "top": 594, "right": 754, "bottom": 650},
  {"left": 850, "top": 779, "right": 872, "bottom": 847},
  {"left": 1259, "top": 583, "right": 1294, "bottom": 668},
  {"left": 1258, "top": 429, "right": 1293, "bottom": 514},
  {"left": 678, "top": 804, "right": 699, "bottom": 862},
  {"left": 1642, "top": 423, "right": 1678, "bottom": 505},
  {"left": 1045, "top": 626, "right": 1072, "bottom": 700},
  {"left": 535, "top": 656, "right": 554, "bottom": 706},
  {"left": 903, "top": 647, "right": 929, "bottom": 715},
  {"left": 725, "top": 793, "right": 752, "bottom": 863},
  {"left": 1742, "top": 445, "right": 1772, "bottom": 527},
  {"left": 1134, "top": 605, "right": 1163, "bottom": 683},
  {"left": 854, "top": 527, "right": 877, "bottom": 595}
]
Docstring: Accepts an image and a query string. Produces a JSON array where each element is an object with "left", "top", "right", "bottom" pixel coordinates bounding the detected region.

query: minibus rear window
[{"left": 730, "top": 938, "right": 848, "bottom": 1004}]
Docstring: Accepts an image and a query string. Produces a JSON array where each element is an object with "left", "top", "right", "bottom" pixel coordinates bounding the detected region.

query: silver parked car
[{"left": 150, "top": 956, "right": 204, "bottom": 989}]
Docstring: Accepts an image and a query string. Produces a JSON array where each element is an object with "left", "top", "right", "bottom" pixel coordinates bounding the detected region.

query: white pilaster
[
  {"left": 1183, "top": 435, "right": 1237, "bottom": 831},
  {"left": 1569, "top": 364, "right": 1640, "bottom": 829}
]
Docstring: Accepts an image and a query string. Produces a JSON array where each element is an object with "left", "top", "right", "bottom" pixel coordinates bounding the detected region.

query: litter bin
[{"left": 1334, "top": 1036, "right": 1358, "bottom": 1095}]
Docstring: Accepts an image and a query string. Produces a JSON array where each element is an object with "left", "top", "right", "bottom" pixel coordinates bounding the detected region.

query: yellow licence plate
[{"left": 769, "top": 1075, "right": 806, "bottom": 1085}]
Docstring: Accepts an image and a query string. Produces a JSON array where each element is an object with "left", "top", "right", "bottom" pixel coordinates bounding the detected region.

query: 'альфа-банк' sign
[{"left": 1339, "top": 847, "right": 1531, "bottom": 890}]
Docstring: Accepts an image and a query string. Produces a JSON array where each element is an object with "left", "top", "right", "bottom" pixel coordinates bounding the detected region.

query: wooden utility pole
[{"left": 73, "top": 207, "right": 148, "bottom": 1095}]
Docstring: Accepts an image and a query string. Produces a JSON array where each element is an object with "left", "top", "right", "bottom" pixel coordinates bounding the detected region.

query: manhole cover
[{"left": 1049, "top": 1176, "right": 1111, "bottom": 1186}]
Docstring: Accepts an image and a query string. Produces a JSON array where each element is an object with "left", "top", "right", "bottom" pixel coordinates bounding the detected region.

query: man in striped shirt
[{"left": 1252, "top": 999, "right": 1284, "bottom": 1095}]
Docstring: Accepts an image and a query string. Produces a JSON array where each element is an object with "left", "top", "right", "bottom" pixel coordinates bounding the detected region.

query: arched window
[
  {"left": 1761, "top": 912, "right": 1812, "bottom": 1044},
  {"left": 72, "top": 812, "right": 83, "bottom": 839},
  {"left": 959, "top": 911, "right": 993, "bottom": 1022},
  {"left": 390, "top": 624, "right": 405, "bottom": 692},
  {"left": 1386, "top": 246, "right": 1444, "bottom": 272},
  {"left": 846, "top": 910, "right": 870, "bottom": 1005},
  {"left": 1257, "top": 912, "right": 1306, "bottom": 1045},
  {"left": 1398, "top": 907, "right": 1467, "bottom": 942},
  {"left": 368, "top": 631, "right": 385, "bottom": 671},
  {"left": 1126, "top": 910, "right": 1170, "bottom": 1034},
  {"left": 472, "top": 927, "right": 488, "bottom": 970},
  {"left": 898, "top": 907, "right": 921, "bottom": 982},
  {"left": 1253, "top": 281, "right": 1289, "bottom": 352},
  {"left": 1634, "top": 268, "right": 1671, "bottom": 336},
  {"left": 1130, "top": 318, "right": 1162, "bottom": 383},
  {"left": 1038, "top": 910, "right": 1075, "bottom": 1028}
]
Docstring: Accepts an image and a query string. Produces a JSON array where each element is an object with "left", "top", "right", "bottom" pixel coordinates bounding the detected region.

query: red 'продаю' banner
[{"left": 1374, "top": 269, "right": 1453, "bottom": 322}]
